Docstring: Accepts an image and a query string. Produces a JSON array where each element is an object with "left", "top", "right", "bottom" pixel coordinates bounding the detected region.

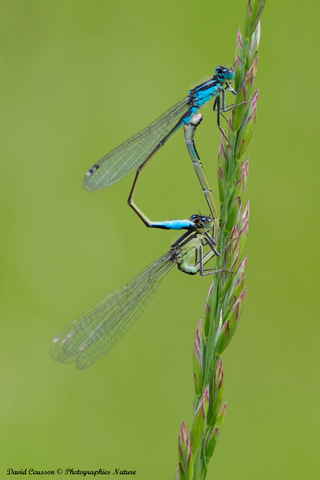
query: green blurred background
[{"left": 1, "top": 0, "right": 319, "bottom": 478}]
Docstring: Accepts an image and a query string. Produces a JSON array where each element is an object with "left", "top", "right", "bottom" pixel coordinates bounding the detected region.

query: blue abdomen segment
[{"left": 151, "top": 219, "right": 194, "bottom": 230}]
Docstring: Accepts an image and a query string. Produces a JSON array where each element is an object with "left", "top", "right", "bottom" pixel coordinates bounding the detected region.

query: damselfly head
[
  {"left": 190, "top": 214, "right": 214, "bottom": 230},
  {"left": 214, "top": 66, "right": 235, "bottom": 82}
]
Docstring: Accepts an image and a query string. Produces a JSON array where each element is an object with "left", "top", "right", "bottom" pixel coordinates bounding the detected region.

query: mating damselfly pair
[{"left": 50, "top": 66, "right": 241, "bottom": 369}]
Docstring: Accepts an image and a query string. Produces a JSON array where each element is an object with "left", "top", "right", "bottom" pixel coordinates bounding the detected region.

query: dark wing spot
[{"left": 86, "top": 164, "right": 100, "bottom": 176}]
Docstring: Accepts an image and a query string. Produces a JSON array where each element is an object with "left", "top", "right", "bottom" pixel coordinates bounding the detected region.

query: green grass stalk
[{"left": 175, "top": 1, "right": 266, "bottom": 479}]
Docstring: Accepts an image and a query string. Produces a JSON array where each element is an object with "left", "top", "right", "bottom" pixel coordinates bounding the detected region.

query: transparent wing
[
  {"left": 50, "top": 252, "right": 174, "bottom": 369},
  {"left": 83, "top": 97, "right": 191, "bottom": 191}
]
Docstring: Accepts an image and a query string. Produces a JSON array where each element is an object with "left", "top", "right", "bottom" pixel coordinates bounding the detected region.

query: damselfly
[
  {"left": 50, "top": 214, "right": 228, "bottom": 369},
  {"left": 84, "top": 66, "right": 238, "bottom": 194}
]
